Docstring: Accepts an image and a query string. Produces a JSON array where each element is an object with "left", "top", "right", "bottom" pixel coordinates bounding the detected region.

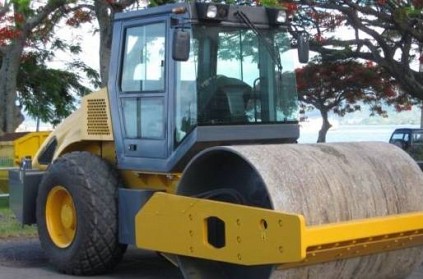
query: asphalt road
[
  {"left": 0, "top": 238, "right": 422, "bottom": 279},
  {"left": 0, "top": 238, "right": 183, "bottom": 279}
]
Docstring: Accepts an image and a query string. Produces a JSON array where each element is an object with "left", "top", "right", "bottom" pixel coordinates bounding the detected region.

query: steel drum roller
[{"left": 177, "top": 142, "right": 423, "bottom": 279}]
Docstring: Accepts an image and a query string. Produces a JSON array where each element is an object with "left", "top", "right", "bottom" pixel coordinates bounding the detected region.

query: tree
[
  {"left": 17, "top": 52, "right": 94, "bottom": 130},
  {"left": 296, "top": 58, "right": 414, "bottom": 142},
  {"left": 65, "top": 0, "right": 143, "bottom": 87},
  {"left": 0, "top": 0, "right": 70, "bottom": 135},
  {"left": 290, "top": 0, "right": 423, "bottom": 101}
]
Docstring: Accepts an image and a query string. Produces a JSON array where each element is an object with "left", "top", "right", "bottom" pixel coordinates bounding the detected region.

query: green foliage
[
  {"left": 148, "top": 0, "right": 175, "bottom": 7},
  {"left": 11, "top": 0, "right": 32, "bottom": 16},
  {"left": 17, "top": 53, "right": 95, "bottom": 127},
  {"left": 260, "top": 0, "right": 279, "bottom": 7}
]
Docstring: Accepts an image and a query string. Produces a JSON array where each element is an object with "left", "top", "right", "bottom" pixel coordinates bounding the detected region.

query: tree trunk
[
  {"left": 317, "top": 109, "right": 332, "bottom": 143},
  {"left": 36, "top": 117, "right": 40, "bottom": 132},
  {"left": 0, "top": 40, "right": 25, "bottom": 135},
  {"left": 94, "top": 1, "right": 114, "bottom": 88}
]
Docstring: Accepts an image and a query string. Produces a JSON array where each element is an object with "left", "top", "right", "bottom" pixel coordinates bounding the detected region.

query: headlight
[
  {"left": 266, "top": 8, "right": 288, "bottom": 26},
  {"left": 196, "top": 2, "right": 229, "bottom": 22},
  {"left": 206, "top": 5, "right": 217, "bottom": 18},
  {"left": 276, "top": 10, "right": 287, "bottom": 23}
]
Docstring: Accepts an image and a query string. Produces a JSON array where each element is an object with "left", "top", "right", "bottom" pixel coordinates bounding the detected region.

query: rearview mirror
[
  {"left": 173, "top": 29, "right": 190, "bottom": 61},
  {"left": 298, "top": 32, "right": 309, "bottom": 63}
]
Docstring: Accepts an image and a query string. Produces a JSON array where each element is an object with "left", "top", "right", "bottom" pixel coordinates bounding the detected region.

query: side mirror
[
  {"left": 172, "top": 29, "right": 190, "bottom": 61},
  {"left": 297, "top": 32, "right": 309, "bottom": 63}
]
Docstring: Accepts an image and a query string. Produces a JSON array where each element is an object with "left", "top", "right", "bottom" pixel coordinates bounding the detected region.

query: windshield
[{"left": 175, "top": 25, "right": 298, "bottom": 143}]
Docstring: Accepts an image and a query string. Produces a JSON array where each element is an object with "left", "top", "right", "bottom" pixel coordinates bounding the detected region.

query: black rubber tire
[{"left": 36, "top": 151, "right": 126, "bottom": 275}]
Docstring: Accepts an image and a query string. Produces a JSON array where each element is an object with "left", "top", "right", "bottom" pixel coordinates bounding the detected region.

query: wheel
[{"left": 36, "top": 151, "right": 126, "bottom": 275}]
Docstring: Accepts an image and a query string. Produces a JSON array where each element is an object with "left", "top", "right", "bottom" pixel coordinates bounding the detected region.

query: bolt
[{"left": 236, "top": 219, "right": 241, "bottom": 226}]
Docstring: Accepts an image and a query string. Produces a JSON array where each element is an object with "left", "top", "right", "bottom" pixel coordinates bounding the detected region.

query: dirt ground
[{"left": 0, "top": 238, "right": 422, "bottom": 279}]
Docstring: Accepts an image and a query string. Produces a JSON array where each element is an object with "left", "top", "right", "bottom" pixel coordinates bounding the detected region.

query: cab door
[{"left": 110, "top": 17, "right": 170, "bottom": 171}]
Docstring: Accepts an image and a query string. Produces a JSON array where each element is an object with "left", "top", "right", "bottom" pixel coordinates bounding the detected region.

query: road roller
[{"left": 8, "top": 2, "right": 423, "bottom": 278}]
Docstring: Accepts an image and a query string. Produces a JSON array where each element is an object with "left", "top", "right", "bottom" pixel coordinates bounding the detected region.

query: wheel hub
[
  {"left": 46, "top": 186, "right": 77, "bottom": 248},
  {"left": 60, "top": 202, "right": 75, "bottom": 229}
]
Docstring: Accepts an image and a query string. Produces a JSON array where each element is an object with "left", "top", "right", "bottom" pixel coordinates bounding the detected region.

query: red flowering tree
[
  {"left": 296, "top": 58, "right": 415, "bottom": 142},
  {"left": 0, "top": 0, "right": 74, "bottom": 135},
  {"left": 289, "top": 0, "right": 423, "bottom": 101}
]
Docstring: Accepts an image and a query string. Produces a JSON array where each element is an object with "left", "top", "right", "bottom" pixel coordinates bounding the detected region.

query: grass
[{"left": 0, "top": 207, "right": 37, "bottom": 239}]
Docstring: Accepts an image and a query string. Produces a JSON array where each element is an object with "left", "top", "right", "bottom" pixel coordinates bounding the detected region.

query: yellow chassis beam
[{"left": 135, "top": 192, "right": 423, "bottom": 267}]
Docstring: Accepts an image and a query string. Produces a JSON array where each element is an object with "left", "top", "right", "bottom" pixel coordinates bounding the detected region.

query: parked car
[{"left": 389, "top": 128, "right": 423, "bottom": 169}]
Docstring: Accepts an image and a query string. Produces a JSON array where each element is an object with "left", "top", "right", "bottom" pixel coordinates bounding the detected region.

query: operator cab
[{"left": 108, "top": 2, "right": 305, "bottom": 172}]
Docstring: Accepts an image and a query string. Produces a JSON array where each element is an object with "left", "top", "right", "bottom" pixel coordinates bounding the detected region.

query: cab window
[
  {"left": 121, "top": 22, "right": 166, "bottom": 92},
  {"left": 120, "top": 21, "right": 166, "bottom": 140}
]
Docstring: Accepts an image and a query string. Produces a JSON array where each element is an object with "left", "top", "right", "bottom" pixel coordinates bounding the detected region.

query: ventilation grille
[{"left": 86, "top": 99, "right": 111, "bottom": 136}]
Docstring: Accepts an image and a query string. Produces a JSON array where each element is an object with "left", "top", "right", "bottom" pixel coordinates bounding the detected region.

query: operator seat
[{"left": 198, "top": 75, "right": 251, "bottom": 124}]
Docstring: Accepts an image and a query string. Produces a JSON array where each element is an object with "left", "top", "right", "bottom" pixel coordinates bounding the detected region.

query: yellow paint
[
  {"left": 134, "top": 192, "right": 423, "bottom": 266},
  {"left": 121, "top": 171, "right": 181, "bottom": 193},
  {"left": 0, "top": 132, "right": 50, "bottom": 191},
  {"left": 135, "top": 192, "right": 305, "bottom": 265},
  {"left": 13, "top": 132, "right": 50, "bottom": 165},
  {"left": 0, "top": 132, "right": 50, "bottom": 166},
  {"left": 33, "top": 88, "right": 113, "bottom": 170},
  {"left": 277, "top": 212, "right": 423, "bottom": 269},
  {"left": 45, "top": 186, "right": 77, "bottom": 248},
  {"left": 101, "top": 141, "right": 117, "bottom": 163}
]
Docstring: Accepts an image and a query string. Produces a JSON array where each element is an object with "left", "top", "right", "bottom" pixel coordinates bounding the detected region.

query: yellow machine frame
[{"left": 136, "top": 192, "right": 423, "bottom": 268}]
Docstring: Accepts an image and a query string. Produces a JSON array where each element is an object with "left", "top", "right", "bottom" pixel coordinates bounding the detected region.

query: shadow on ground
[{"left": 0, "top": 238, "right": 183, "bottom": 279}]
